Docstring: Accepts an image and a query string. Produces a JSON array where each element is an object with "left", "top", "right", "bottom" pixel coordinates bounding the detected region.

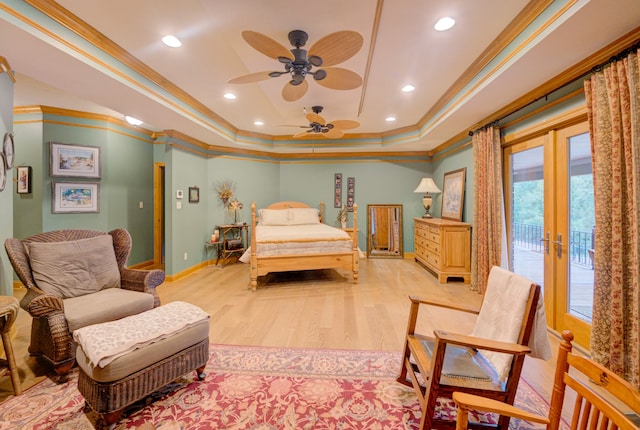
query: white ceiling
[{"left": 2, "top": 0, "right": 640, "bottom": 153}]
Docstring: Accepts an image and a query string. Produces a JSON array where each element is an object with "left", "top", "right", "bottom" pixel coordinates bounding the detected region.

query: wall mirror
[{"left": 367, "top": 204, "right": 403, "bottom": 258}]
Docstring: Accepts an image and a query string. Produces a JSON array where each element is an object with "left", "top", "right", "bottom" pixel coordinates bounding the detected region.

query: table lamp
[{"left": 414, "top": 178, "right": 441, "bottom": 218}]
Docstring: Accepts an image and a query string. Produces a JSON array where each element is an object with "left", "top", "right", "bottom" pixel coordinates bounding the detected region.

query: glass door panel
[{"left": 505, "top": 121, "right": 593, "bottom": 348}]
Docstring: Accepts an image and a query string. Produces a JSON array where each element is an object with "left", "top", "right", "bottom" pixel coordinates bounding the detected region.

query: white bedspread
[
  {"left": 240, "top": 223, "right": 353, "bottom": 262},
  {"left": 73, "top": 301, "right": 210, "bottom": 368}
]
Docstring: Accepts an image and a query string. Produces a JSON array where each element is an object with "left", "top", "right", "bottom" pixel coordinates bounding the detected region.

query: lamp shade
[{"left": 414, "top": 178, "right": 441, "bottom": 194}]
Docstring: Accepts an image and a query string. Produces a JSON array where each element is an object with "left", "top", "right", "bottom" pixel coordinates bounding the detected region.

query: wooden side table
[
  {"left": 0, "top": 296, "right": 21, "bottom": 395},
  {"left": 217, "top": 224, "right": 249, "bottom": 266}
]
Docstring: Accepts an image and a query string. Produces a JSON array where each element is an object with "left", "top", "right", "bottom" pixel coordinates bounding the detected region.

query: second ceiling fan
[
  {"left": 228, "top": 30, "right": 364, "bottom": 102},
  {"left": 288, "top": 106, "right": 359, "bottom": 139}
]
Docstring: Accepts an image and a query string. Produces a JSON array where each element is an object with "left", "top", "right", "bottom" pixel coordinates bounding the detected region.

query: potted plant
[{"left": 337, "top": 204, "right": 348, "bottom": 229}]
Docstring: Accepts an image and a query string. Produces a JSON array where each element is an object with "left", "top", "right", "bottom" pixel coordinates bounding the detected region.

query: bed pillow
[
  {"left": 289, "top": 208, "right": 320, "bottom": 225},
  {"left": 27, "top": 235, "right": 121, "bottom": 299},
  {"left": 258, "top": 208, "right": 290, "bottom": 226}
]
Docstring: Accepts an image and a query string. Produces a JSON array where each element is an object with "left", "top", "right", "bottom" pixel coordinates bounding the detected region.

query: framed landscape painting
[
  {"left": 441, "top": 168, "right": 466, "bottom": 221},
  {"left": 52, "top": 181, "right": 100, "bottom": 213},
  {"left": 50, "top": 142, "right": 101, "bottom": 178}
]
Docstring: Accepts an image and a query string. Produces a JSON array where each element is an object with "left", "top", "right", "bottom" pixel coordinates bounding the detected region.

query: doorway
[
  {"left": 153, "top": 162, "right": 165, "bottom": 269},
  {"left": 504, "top": 121, "right": 594, "bottom": 348}
]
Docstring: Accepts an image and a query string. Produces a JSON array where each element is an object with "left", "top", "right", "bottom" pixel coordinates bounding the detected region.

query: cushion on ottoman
[
  {"left": 64, "top": 288, "right": 155, "bottom": 332},
  {"left": 76, "top": 318, "right": 209, "bottom": 382},
  {"left": 73, "top": 301, "right": 210, "bottom": 367}
]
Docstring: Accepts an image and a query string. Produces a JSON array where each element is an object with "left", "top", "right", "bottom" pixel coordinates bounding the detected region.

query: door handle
[
  {"left": 539, "top": 232, "right": 550, "bottom": 255},
  {"left": 552, "top": 233, "right": 562, "bottom": 259}
]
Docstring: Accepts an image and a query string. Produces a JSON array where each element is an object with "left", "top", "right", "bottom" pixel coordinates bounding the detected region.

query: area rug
[{"left": 0, "top": 344, "right": 557, "bottom": 429}]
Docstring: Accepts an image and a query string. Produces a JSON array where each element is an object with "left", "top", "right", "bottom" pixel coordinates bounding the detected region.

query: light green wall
[
  {"left": 279, "top": 161, "right": 431, "bottom": 252},
  {"left": 0, "top": 73, "right": 14, "bottom": 295},
  {"left": 12, "top": 113, "right": 156, "bottom": 265}
]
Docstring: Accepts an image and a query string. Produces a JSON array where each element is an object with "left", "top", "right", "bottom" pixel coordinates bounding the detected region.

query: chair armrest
[
  {"left": 453, "top": 392, "right": 549, "bottom": 424},
  {"left": 435, "top": 330, "right": 532, "bottom": 356},
  {"left": 20, "top": 289, "right": 64, "bottom": 318},
  {"left": 120, "top": 268, "right": 165, "bottom": 292},
  {"left": 409, "top": 296, "right": 480, "bottom": 314}
]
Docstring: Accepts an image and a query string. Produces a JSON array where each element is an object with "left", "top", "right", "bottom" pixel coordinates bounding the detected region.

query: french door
[{"left": 504, "top": 121, "right": 594, "bottom": 348}]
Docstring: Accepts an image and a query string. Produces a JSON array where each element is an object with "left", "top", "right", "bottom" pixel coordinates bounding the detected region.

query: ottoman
[{"left": 73, "top": 301, "right": 210, "bottom": 425}]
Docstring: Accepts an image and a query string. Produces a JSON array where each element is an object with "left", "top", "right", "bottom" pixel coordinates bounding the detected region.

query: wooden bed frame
[{"left": 249, "top": 201, "right": 359, "bottom": 292}]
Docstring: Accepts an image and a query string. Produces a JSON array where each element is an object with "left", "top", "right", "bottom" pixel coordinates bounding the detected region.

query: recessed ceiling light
[
  {"left": 223, "top": 93, "right": 237, "bottom": 100},
  {"left": 124, "top": 115, "right": 143, "bottom": 126},
  {"left": 434, "top": 17, "right": 456, "bottom": 31},
  {"left": 161, "top": 35, "right": 182, "bottom": 48},
  {"left": 385, "top": 116, "right": 396, "bottom": 122},
  {"left": 254, "top": 120, "right": 264, "bottom": 126},
  {"left": 402, "top": 84, "right": 415, "bottom": 93}
]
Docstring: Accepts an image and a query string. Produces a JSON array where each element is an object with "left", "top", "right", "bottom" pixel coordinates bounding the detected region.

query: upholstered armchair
[{"left": 5, "top": 228, "right": 164, "bottom": 377}]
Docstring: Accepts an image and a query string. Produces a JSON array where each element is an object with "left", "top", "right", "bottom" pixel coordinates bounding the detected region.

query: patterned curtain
[
  {"left": 471, "top": 127, "right": 503, "bottom": 294},
  {"left": 585, "top": 48, "right": 640, "bottom": 387}
]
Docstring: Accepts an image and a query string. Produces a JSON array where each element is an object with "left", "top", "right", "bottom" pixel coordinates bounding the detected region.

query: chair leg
[{"left": 1, "top": 332, "right": 21, "bottom": 395}]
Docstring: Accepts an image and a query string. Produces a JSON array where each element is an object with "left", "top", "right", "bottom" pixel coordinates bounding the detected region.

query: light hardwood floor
[{"left": 0, "top": 258, "right": 567, "bottom": 414}]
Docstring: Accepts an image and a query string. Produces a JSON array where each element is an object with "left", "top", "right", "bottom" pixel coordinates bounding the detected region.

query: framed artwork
[
  {"left": 16, "top": 166, "right": 32, "bottom": 194},
  {"left": 189, "top": 186, "right": 200, "bottom": 203},
  {"left": 52, "top": 181, "right": 100, "bottom": 213},
  {"left": 50, "top": 142, "right": 101, "bottom": 178},
  {"left": 441, "top": 168, "right": 466, "bottom": 221},
  {"left": 3, "top": 132, "right": 14, "bottom": 169},
  {"left": 334, "top": 173, "right": 342, "bottom": 208},
  {"left": 346, "top": 177, "right": 355, "bottom": 211},
  {"left": 0, "top": 153, "right": 5, "bottom": 191}
]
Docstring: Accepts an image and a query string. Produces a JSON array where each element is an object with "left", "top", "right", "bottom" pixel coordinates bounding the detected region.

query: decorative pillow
[
  {"left": 289, "top": 208, "right": 320, "bottom": 225},
  {"left": 27, "top": 235, "right": 121, "bottom": 299},
  {"left": 258, "top": 209, "right": 290, "bottom": 226}
]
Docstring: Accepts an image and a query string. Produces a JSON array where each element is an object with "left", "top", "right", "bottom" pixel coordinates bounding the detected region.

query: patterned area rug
[{"left": 0, "top": 344, "right": 556, "bottom": 429}]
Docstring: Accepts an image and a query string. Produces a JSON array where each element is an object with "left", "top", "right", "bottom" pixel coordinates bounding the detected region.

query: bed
[{"left": 243, "top": 201, "right": 359, "bottom": 291}]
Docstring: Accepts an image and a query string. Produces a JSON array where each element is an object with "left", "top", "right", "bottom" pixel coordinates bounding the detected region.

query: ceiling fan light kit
[{"left": 228, "top": 29, "right": 363, "bottom": 101}]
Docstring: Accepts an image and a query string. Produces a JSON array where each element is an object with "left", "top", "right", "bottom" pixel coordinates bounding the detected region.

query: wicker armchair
[{"left": 4, "top": 228, "right": 164, "bottom": 377}]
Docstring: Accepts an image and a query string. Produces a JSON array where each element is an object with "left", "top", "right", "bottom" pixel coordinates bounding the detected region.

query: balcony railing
[{"left": 512, "top": 223, "right": 594, "bottom": 268}]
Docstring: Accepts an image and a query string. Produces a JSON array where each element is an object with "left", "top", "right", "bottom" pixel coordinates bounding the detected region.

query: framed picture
[
  {"left": 3, "top": 132, "right": 14, "bottom": 169},
  {"left": 441, "top": 168, "right": 466, "bottom": 221},
  {"left": 334, "top": 173, "right": 342, "bottom": 208},
  {"left": 347, "top": 177, "right": 355, "bottom": 211},
  {"left": 17, "top": 166, "right": 32, "bottom": 194},
  {"left": 0, "top": 153, "right": 5, "bottom": 192},
  {"left": 50, "top": 142, "right": 101, "bottom": 178},
  {"left": 52, "top": 181, "right": 100, "bottom": 213},
  {"left": 189, "top": 186, "right": 199, "bottom": 203}
]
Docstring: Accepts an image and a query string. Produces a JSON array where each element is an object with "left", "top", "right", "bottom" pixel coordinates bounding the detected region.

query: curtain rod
[{"left": 469, "top": 38, "right": 640, "bottom": 137}]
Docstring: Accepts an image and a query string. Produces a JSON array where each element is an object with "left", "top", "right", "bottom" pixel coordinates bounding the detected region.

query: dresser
[{"left": 413, "top": 217, "right": 471, "bottom": 283}]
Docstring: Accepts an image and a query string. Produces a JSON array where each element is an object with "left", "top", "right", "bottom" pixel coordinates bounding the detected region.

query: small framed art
[
  {"left": 17, "top": 166, "right": 32, "bottom": 194},
  {"left": 52, "top": 181, "right": 100, "bottom": 213},
  {"left": 50, "top": 142, "right": 101, "bottom": 178},
  {"left": 189, "top": 186, "right": 200, "bottom": 203},
  {"left": 441, "top": 168, "right": 466, "bottom": 221}
]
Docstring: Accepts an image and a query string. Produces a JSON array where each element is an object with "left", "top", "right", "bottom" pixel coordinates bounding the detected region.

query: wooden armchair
[
  {"left": 454, "top": 330, "right": 640, "bottom": 430},
  {"left": 5, "top": 228, "right": 164, "bottom": 377},
  {"left": 397, "top": 266, "right": 548, "bottom": 429}
]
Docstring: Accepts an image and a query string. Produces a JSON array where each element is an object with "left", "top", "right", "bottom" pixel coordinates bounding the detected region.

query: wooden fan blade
[
  {"left": 329, "top": 120, "right": 359, "bottom": 130},
  {"left": 242, "top": 31, "right": 293, "bottom": 61},
  {"left": 293, "top": 129, "right": 311, "bottom": 138},
  {"left": 306, "top": 112, "right": 325, "bottom": 125},
  {"left": 323, "top": 127, "right": 344, "bottom": 139},
  {"left": 316, "top": 68, "right": 363, "bottom": 90},
  {"left": 282, "top": 80, "right": 308, "bottom": 102},
  {"left": 309, "top": 31, "right": 363, "bottom": 67},
  {"left": 227, "top": 71, "right": 272, "bottom": 84}
]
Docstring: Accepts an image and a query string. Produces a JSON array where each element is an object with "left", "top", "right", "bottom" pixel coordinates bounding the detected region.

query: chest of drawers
[{"left": 413, "top": 217, "right": 471, "bottom": 283}]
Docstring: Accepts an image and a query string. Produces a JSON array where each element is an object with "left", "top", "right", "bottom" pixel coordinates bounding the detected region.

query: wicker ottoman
[{"left": 73, "top": 301, "right": 210, "bottom": 425}]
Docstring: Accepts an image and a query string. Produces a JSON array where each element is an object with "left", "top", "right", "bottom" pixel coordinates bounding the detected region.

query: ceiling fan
[
  {"left": 228, "top": 30, "right": 364, "bottom": 102},
  {"left": 287, "top": 106, "right": 359, "bottom": 139}
]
